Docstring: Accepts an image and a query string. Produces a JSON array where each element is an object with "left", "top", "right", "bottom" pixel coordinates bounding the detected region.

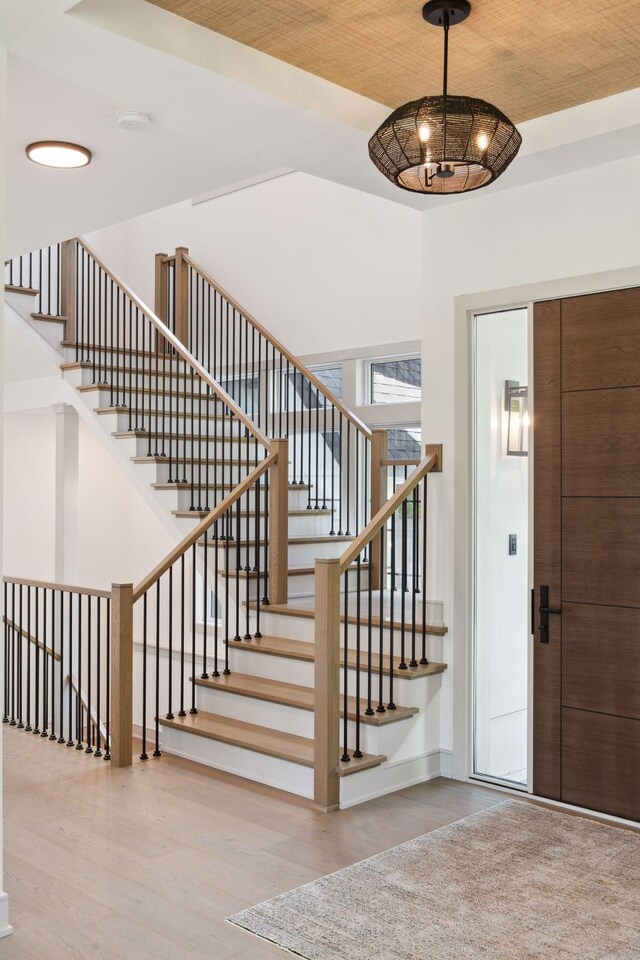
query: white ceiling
[{"left": 5, "top": 0, "right": 640, "bottom": 256}]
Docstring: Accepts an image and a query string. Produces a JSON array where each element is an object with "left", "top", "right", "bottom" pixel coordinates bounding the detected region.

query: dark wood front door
[{"left": 533, "top": 288, "right": 640, "bottom": 821}]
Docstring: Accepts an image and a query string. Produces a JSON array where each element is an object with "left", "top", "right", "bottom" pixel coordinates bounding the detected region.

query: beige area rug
[{"left": 228, "top": 800, "right": 640, "bottom": 960}]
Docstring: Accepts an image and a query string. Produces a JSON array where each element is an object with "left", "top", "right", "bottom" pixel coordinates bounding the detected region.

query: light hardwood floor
[{"left": 2, "top": 730, "right": 503, "bottom": 960}]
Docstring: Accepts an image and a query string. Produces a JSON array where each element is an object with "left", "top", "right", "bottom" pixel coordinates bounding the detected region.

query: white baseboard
[
  {"left": 339, "top": 748, "right": 448, "bottom": 809},
  {"left": 0, "top": 893, "right": 12, "bottom": 938}
]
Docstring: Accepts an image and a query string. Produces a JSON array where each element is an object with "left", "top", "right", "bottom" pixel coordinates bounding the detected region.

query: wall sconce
[{"left": 505, "top": 380, "right": 528, "bottom": 456}]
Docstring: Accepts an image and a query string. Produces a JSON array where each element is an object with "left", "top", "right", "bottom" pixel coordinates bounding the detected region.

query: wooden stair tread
[
  {"left": 248, "top": 601, "right": 448, "bottom": 637},
  {"left": 6, "top": 285, "right": 38, "bottom": 296},
  {"left": 198, "top": 535, "right": 355, "bottom": 546},
  {"left": 152, "top": 481, "right": 311, "bottom": 491},
  {"left": 31, "top": 312, "right": 67, "bottom": 323},
  {"left": 226, "top": 635, "right": 447, "bottom": 679},
  {"left": 114, "top": 430, "right": 250, "bottom": 443},
  {"left": 79, "top": 383, "right": 223, "bottom": 402},
  {"left": 221, "top": 561, "right": 370, "bottom": 579},
  {"left": 62, "top": 360, "right": 203, "bottom": 381},
  {"left": 134, "top": 455, "right": 250, "bottom": 467},
  {"left": 96, "top": 405, "right": 231, "bottom": 423},
  {"left": 174, "top": 508, "right": 332, "bottom": 519},
  {"left": 159, "top": 710, "right": 384, "bottom": 774},
  {"left": 193, "top": 672, "right": 417, "bottom": 725}
]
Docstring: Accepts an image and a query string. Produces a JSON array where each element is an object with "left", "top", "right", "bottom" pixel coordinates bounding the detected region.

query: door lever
[{"left": 538, "top": 585, "right": 561, "bottom": 643}]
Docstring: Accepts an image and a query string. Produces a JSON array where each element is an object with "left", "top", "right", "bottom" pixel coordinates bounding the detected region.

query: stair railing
[
  {"left": 313, "top": 444, "right": 444, "bottom": 810},
  {"left": 109, "top": 448, "right": 281, "bottom": 763},
  {"left": 3, "top": 578, "right": 112, "bottom": 759},
  {"left": 72, "top": 239, "right": 271, "bottom": 513},
  {"left": 157, "top": 249, "right": 374, "bottom": 542},
  {"left": 5, "top": 241, "right": 71, "bottom": 321}
]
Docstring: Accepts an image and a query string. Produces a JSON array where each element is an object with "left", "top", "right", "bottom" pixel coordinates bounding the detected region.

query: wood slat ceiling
[{"left": 146, "top": 0, "right": 640, "bottom": 123}]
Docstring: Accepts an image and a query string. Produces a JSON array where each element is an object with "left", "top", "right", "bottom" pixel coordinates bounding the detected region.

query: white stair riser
[
  {"left": 200, "top": 538, "right": 347, "bottom": 569},
  {"left": 64, "top": 348, "right": 189, "bottom": 375},
  {"left": 80, "top": 385, "right": 224, "bottom": 414},
  {"left": 113, "top": 434, "right": 253, "bottom": 460},
  {"left": 255, "top": 608, "right": 439, "bottom": 656},
  {"left": 169, "top": 484, "right": 312, "bottom": 512},
  {"left": 68, "top": 365, "right": 211, "bottom": 391},
  {"left": 159, "top": 724, "right": 313, "bottom": 798},
  {"left": 175, "top": 510, "right": 332, "bottom": 539},
  {"left": 191, "top": 684, "right": 406, "bottom": 755},
  {"left": 96, "top": 410, "right": 246, "bottom": 436}
]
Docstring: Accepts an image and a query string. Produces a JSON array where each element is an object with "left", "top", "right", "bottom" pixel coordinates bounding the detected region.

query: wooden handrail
[
  {"left": 182, "top": 252, "right": 373, "bottom": 441},
  {"left": 2, "top": 576, "right": 111, "bottom": 599},
  {"left": 76, "top": 239, "right": 271, "bottom": 451},
  {"left": 132, "top": 452, "right": 277, "bottom": 603},
  {"left": 338, "top": 451, "right": 439, "bottom": 574},
  {"left": 381, "top": 458, "right": 421, "bottom": 466}
]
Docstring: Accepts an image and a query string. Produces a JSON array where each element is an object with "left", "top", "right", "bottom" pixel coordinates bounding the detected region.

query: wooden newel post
[
  {"left": 173, "top": 246, "right": 190, "bottom": 350},
  {"left": 269, "top": 438, "right": 289, "bottom": 605},
  {"left": 111, "top": 583, "right": 134, "bottom": 768},
  {"left": 313, "top": 557, "right": 341, "bottom": 812},
  {"left": 155, "top": 252, "right": 168, "bottom": 323},
  {"left": 59, "top": 239, "right": 77, "bottom": 342},
  {"left": 369, "top": 429, "right": 388, "bottom": 590}
]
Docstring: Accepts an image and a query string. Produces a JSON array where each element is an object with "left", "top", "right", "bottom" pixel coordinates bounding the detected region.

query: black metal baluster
[
  {"left": 421, "top": 474, "right": 429, "bottom": 664},
  {"left": 66, "top": 592, "right": 73, "bottom": 746},
  {"left": 59, "top": 590, "right": 66, "bottom": 742},
  {"left": 41, "top": 588, "right": 48, "bottom": 735},
  {"left": 25, "top": 584, "right": 31, "bottom": 731},
  {"left": 345, "top": 421, "right": 351, "bottom": 534},
  {"left": 337, "top": 414, "right": 343, "bottom": 534},
  {"left": 389, "top": 499, "right": 396, "bottom": 710},
  {"left": 167, "top": 566, "right": 174, "bottom": 719},
  {"left": 314, "top": 386, "right": 320, "bottom": 509},
  {"left": 202, "top": 532, "right": 209, "bottom": 677},
  {"left": 213, "top": 526, "right": 220, "bottom": 676},
  {"left": 10, "top": 583, "right": 16, "bottom": 726},
  {"left": 354, "top": 558, "right": 363, "bottom": 757},
  {"left": 399, "top": 497, "right": 408, "bottom": 671},
  {"left": 3, "top": 582, "right": 8, "bottom": 724},
  {"left": 33, "top": 587, "right": 40, "bottom": 734},
  {"left": 76, "top": 593, "right": 84, "bottom": 749},
  {"left": 95, "top": 598, "right": 103, "bottom": 757},
  {"left": 154, "top": 579, "right": 161, "bottom": 757},
  {"left": 410, "top": 484, "right": 419, "bottom": 668},
  {"left": 17, "top": 584, "right": 24, "bottom": 729},
  {"left": 377, "top": 528, "right": 386, "bottom": 712},
  {"left": 262, "top": 473, "right": 269, "bottom": 605},
  {"left": 254, "top": 480, "right": 262, "bottom": 638},
  {"left": 141, "top": 593, "right": 148, "bottom": 760},
  {"left": 105, "top": 596, "right": 111, "bottom": 760},
  {"left": 234, "top": 500, "right": 241, "bottom": 642},
  {"left": 49, "top": 590, "right": 56, "bottom": 740},
  {"left": 366, "top": 547, "right": 374, "bottom": 716},
  {"left": 191, "top": 544, "right": 197, "bottom": 712},
  {"left": 179, "top": 554, "right": 186, "bottom": 716},
  {"left": 341, "top": 570, "right": 350, "bottom": 763}
]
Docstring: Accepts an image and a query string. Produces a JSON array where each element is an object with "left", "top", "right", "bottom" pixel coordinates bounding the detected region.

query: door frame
[{"left": 451, "top": 264, "right": 640, "bottom": 790}]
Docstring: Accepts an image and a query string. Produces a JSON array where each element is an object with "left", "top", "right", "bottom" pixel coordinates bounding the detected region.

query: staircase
[{"left": 3, "top": 239, "right": 447, "bottom": 809}]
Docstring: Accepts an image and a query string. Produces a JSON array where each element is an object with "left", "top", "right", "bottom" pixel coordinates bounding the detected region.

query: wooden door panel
[
  {"left": 562, "top": 288, "right": 640, "bottom": 391},
  {"left": 562, "top": 387, "right": 640, "bottom": 497},
  {"left": 562, "top": 602, "right": 640, "bottom": 720},
  {"left": 562, "top": 498, "right": 640, "bottom": 607},
  {"left": 533, "top": 299, "right": 562, "bottom": 800},
  {"left": 561, "top": 708, "right": 640, "bottom": 821}
]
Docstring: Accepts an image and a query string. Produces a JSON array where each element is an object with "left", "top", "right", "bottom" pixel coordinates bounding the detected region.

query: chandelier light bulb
[
  {"left": 477, "top": 131, "right": 489, "bottom": 151},
  {"left": 419, "top": 123, "right": 431, "bottom": 143}
]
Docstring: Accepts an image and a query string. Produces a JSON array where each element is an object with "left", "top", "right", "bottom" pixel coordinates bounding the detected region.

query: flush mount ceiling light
[
  {"left": 368, "top": 1, "right": 522, "bottom": 195},
  {"left": 26, "top": 141, "right": 92, "bottom": 169}
]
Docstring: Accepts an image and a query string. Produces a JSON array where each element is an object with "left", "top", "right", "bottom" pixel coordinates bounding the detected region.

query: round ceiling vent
[{"left": 116, "top": 111, "right": 151, "bottom": 132}]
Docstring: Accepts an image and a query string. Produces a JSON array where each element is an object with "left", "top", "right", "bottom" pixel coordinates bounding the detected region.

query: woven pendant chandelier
[{"left": 368, "top": 1, "right": 522, "bottom": 195}]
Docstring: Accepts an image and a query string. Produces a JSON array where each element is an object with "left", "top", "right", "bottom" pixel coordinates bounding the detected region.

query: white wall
[
  {"left": 0, "top": 43, "right": 11, "bottom": 940},
  {"left": 3, "top": 409, "right": 175, "bottom": 591},
  {"left": 422, "top": 152, "right": 640, "bottom": 767},
  {"left": 87, "top": 172, "right": 424, "bottom": 357}
]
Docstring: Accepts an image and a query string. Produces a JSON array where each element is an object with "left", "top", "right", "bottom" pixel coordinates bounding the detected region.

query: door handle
[{"left": 538, "top": 584, "right": 561, "bottom": 643}]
